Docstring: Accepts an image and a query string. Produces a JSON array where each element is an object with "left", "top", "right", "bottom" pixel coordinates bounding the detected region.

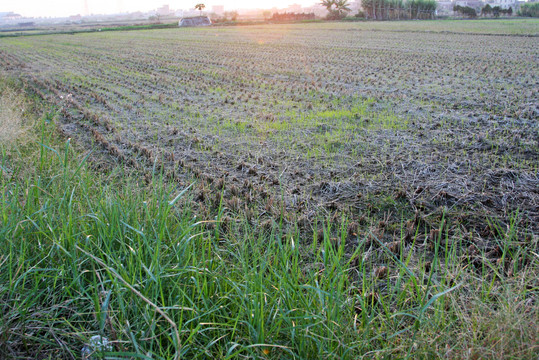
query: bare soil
[{"left": 1, "top": 22, "right": 537, "bottom": 247}]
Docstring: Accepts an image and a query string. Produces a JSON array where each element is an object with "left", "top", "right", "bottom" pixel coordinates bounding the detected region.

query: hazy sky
[{"left": 3, "top": 0, "right": 317, "bottom": 18}]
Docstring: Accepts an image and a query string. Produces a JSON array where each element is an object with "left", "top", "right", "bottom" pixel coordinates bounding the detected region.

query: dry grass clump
[
  {"left": 432, "top": 270, "right": 539, "bottom": 359},
  {"left": 0, "top": 87, "right": 26, "bottom": 144}
]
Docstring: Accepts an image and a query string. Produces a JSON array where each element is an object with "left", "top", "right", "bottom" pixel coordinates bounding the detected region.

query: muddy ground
[{"left": 1, "top": 22, "right": 537, "bottom": 248}]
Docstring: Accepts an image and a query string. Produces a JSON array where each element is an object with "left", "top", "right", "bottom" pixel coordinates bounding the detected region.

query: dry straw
[{"left": 0, "top": 87, "right": 25, "bottom": 144}]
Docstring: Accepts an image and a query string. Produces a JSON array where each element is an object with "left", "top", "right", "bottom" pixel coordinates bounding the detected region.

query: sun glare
[{"left": 6, "top": 0, "right": 317, "bottom": 18}]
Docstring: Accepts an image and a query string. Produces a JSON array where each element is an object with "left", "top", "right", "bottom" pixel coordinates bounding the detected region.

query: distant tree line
[
  {"left": 225, "top": 11, "right": 239, "bottom": 21},
  {"left": 518, "top": 2, "right": 539, "bottom": 17},
  {"left": 210, "top": 11, "right": 239, "bottom": 22},
  {"left": 454, "top": 4, "right": 514, "bottom": 19},
  {"left": 453, "top": 5, "right": 478, "bottom": 18},
  {"left": 360, "top": 0, "right": 437, "bottom": 20},
  {"left": 480, "top": 4, "right": 513, "bottom": 17},
  {"left": 270, "top": 12, "right": 316, "bottom": 21}
]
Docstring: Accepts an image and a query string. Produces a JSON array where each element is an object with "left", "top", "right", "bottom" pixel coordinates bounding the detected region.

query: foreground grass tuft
[
  {"left": 0, "top": 86, "right": 537, "bottom": 359},
  {"left": 0, "top": 86, "right": 26, "bottom": 145}
]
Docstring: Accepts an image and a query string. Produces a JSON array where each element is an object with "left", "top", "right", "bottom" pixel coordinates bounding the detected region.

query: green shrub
[
  {"left": 454, "top": 5, "right": 477, "bottom": 18},
  {"left": 518, "top": 2, "right": 539, "bottom": 17}
]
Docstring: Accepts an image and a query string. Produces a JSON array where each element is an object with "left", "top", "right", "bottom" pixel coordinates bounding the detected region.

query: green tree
[
  {"left": 362, "top": 0, "right": 434, "bottom": 20},
  {"left": 320, "top": 0, "right": 351, "bottom": 20},
  {"left": 335, "top": 0, "right": 352, "bottom": 14},
  {"left": 320, "top": 0, "right": 335, "bottom": 11},
  {"left": 481, "top": 4, "right": 492, "bottom": 17},
  {"left": 224, "top": 11, "right": 238, "bottom": 21},
  {"left": 518, "top": 2, "right": 539, "bottom": 17},
  {"left": 454, "top": 4, "right": 477, "bottom": 18},
  {"left": 195, "top": 3, "right": 205, "bottom": 16}
]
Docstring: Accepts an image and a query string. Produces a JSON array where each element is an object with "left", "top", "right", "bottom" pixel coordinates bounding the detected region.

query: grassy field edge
[{"left": 0, "top": 80, "right": 537, "bottom": 358}]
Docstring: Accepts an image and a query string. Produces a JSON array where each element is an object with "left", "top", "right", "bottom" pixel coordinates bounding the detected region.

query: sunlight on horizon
[{"left": 3, "top": 0, "right": 318, "bottom": 18}]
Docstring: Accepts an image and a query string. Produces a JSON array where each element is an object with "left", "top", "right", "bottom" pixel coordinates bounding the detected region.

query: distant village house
[{"left": 178, "top": 16, "right": 212, "bottom": 27}]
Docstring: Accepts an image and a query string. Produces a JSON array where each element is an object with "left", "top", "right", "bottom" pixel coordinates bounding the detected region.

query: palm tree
[
  {"left": 195, "top": 3, "right": 205, "bottom": 17},
  {"left": 320, "top": 0, "right": 335, "bottom": 11},
  {"left": 320, "top": 0, "right": 351, "bottom": 19},
  {"left": 335, "top": 0, "right": 351, "bottom": 15}
]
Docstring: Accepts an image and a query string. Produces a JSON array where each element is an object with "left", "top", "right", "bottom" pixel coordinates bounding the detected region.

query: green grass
[
  {"left": 305, "top": 18, "right": 539, "bottom": 35},
  {"left": 1, "top": 82, "right": 537, "bottom": 359},
  {"left": 0, "top": 22, "right": 179, "bottom": 39}
]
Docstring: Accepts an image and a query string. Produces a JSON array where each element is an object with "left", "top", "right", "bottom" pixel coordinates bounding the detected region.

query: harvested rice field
[
  {"left": 2, "top": 21, "right": 537, "bottom": 234},
  {"left": 0, "top": 19, "right": 538, "bottom": 359}
]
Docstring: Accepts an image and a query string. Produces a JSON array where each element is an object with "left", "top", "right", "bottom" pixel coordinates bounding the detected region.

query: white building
[
  {"left": 212, "top": 5, "right": 225, "bottom": 15},
  {"left": 493, "top": 0, "right": 518, "bottom": 9},
  {"left": 157, "top": 5, "right": 171, "bottom": 16}
]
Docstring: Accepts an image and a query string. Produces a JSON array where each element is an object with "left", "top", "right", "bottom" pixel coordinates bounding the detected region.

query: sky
[{"left": 2, "top": 0, "right": 318, "bottom": 18}]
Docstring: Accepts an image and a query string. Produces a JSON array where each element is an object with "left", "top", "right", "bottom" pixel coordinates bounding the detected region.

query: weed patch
[{"left": 0, "top": 86, "right": 26, "bottom": 144}]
